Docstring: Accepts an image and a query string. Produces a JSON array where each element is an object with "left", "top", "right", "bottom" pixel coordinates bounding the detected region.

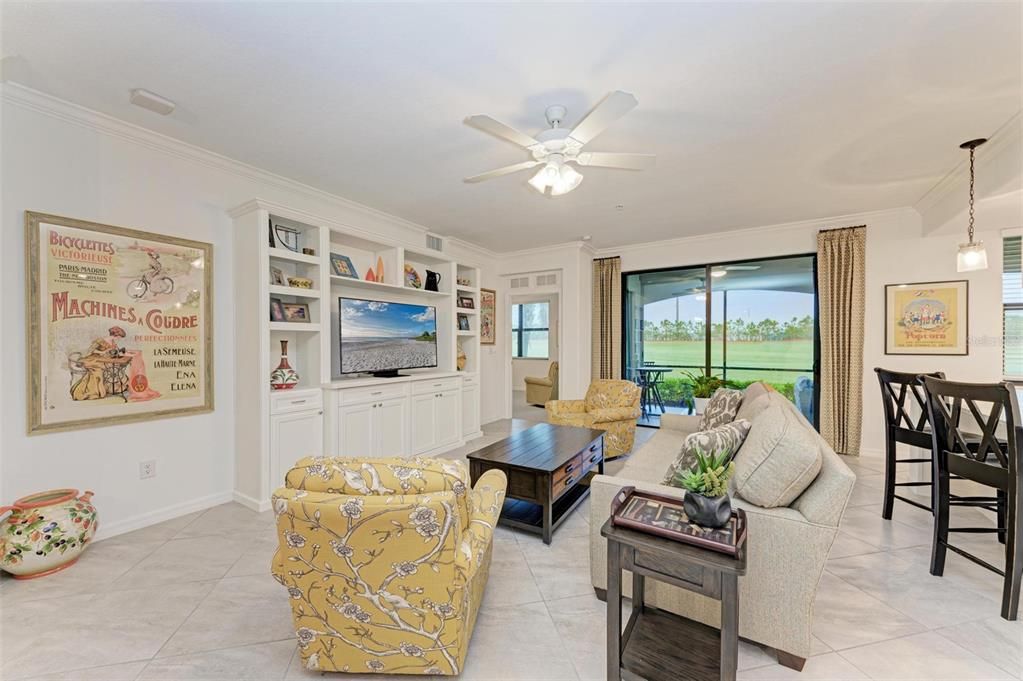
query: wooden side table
[{"left": 601, "top": 518, "right": 747, "bottom": 681}]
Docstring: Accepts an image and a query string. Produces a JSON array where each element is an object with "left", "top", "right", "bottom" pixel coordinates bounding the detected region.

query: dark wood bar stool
[
  {"left": 922, "top": 376, "right": 1020, "bottom": 621},
  {"left": 874, "top": 368, "right": 946, "bottom": 518}
]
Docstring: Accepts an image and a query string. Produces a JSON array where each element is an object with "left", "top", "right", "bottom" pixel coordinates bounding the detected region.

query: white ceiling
[{"left": 2, "top": 2, "right": 1020, "bottom": 252}]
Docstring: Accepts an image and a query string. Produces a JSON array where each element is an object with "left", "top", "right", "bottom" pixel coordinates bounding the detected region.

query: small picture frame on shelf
[
  {"left": 270, "top": 297, "right": 286, "bottom": 322},
  {"left": 330, "top": 253, "right": 358, "bottom": 278},
  {"left": 282, "top": 302, "right": 311, "bottom": 323},
  {"left": 273, "top": 222, "right": 300, "bottom": 252},
  {"left": 270, "top": 265, "right": 286, "bottom": 286},
  {"left": 458, "top": 314, "right": 470, "bottom": 331},
  {"left": 457, "top": 296, "right": 475, "bottom": 309}
]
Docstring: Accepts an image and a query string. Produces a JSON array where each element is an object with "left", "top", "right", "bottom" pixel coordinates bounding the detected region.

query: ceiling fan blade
[
  {"left": 568, "top": 91, "right": 639, "bottom": 146},
  {"left": 464, "top": 160, "right": 541, "bottom": 183},
  {"left": 574, "top": 152, "right": 655, "bottom": 170},
  {"left": 464, "top": 115, "right": 542, "bottom": 149}
]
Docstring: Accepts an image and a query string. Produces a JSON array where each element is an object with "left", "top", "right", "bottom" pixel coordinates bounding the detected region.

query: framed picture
[
  {"left": 458, "top": 314, "right": 470, "bottom": 331},
  {"left": 330, "top": 253, "right": 358, "bottom": 279},
  {"left": 272, "top": 222, "right": 300, "bottom": 252},
  {"left": 885, "top": 280, "right": 968, "bottom": 355},
  {"left": 270, "top": 265, "right": 286, "bottom": 286},
  {"left": 25, "top": 211, "right": 213, "bottom": 434},
  {"left": 480, "top": 288, "right": 496, "bottom": 345},
  {"left": 457, "top": 295, "right": 475, "bottom": 309},
  {"left": 270, "top": 298, "right": 286, "bottom": 322},
  {"left": 282, "top": 302, "right": 311, "bottom": 323}
]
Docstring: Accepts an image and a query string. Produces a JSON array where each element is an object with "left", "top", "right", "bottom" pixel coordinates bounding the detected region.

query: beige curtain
[
  {"left": 592, "top": 257, "right": 622, "bottom": 380},
  {"left": 817, "top": 226, "right": 866, "bottom": 456}
]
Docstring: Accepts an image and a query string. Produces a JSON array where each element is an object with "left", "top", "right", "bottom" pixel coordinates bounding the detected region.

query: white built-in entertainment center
[{"left": 230, "top": 199, "right": 483, "bottom": 510}]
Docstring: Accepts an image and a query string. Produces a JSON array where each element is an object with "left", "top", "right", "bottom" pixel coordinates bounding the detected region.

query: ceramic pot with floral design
[
  {"left": 270, "top": 340, "right": 300, "bottom": 390},
  {"left": 0, "top": 489, "right": 98, "bottom": 579}
]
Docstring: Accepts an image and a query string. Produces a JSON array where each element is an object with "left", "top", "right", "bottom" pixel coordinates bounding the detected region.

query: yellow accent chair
[
  {"left": 524, "top": 361, "right": 559, "bottom": 405},
  {"left": 546, "top": 379, "right": 642, "bottom": 459},
  {"left": 271, "top": 456, "right": 507, "bottom": 675}
]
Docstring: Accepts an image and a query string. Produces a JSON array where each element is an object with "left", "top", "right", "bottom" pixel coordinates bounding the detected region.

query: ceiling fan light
[
  {"left": 550, "top": 164, "right": 584, "bottom": 196},
  {"left": 956, "top": 241, "right": 988, "bottom": 272},
  {"left": 528, "top": 167, "right": 550, "bottom": 194}
]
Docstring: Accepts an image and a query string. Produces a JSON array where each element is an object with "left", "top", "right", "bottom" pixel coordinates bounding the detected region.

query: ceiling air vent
[
  {"left": 536, "top": 273, "right": 558, "bottom": 287},
  {"left": 509, "top": 277, "right": 530, "bottom": 289},
  {"left": 426, "top": 234, "right": 443, "bottom": 251}
]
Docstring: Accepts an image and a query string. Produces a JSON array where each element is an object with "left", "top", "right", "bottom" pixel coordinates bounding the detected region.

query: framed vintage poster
[
  {"left": 479, "top": 288, "right": 496, "bottom": 345},
  {"left": 26, "top": 212, "right": 214, "bottom": 434},
  {"left": 885, "top": 280, "right": 968, "bottom": 355}
]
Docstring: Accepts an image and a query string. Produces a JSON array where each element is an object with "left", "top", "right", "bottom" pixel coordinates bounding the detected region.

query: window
[
  {"left": 511, "top": 302, "right": 550, "bottom": 358},
  {"left": 1004, "top": 234, "right": 1022, "bottom": 378},
  {"left": 623, "top": 255, "right": 819, "bottom": 428}
]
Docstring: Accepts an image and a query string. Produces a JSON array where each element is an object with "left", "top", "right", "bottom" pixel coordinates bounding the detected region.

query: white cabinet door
[
  {"left": 271, "top": 409, "right": 323, "bottom": 489},
  {"left": 410, "top": 393, "right": 436, "bottom": 455},
  {"left": 375, "top": 397, "right": 408, "bottom": 457},
  {"left": 337, "top": 402, "right": 373, "bottom": 457},
  {"left": 462, "top": 384, "right": 480, "bottom": 437},
  {"left": 435, "top": 390, "right": 461, "bottom": 448}
]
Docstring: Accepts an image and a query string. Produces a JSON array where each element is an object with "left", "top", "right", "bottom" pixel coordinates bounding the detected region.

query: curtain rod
[
  {"left": 818, "top": 224, "right": 866, "bottom": 233},
  {"left": 593, "top": 255, "right": 621, "bottom": 262}
]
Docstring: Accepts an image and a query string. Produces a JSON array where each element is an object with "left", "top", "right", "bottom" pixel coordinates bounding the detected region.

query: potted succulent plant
[
  {"left": 681, "top": 371, "right": 724, "bottom": 414},
  {"left": 674, "top": 450, "right": 735, "bottom": 528}
]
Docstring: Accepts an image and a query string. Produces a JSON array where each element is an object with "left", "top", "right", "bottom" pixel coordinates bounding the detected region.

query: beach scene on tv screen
[{"left": 340, "top": 299, "right": 438, "bottom": 373}]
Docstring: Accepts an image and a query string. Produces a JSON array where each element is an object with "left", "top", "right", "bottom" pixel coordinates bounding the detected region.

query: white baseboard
[
  {"left": 94, "top": 490, "right": 234, "bottom": 541},
  {"left": 464, "top": 430, "right": 484, "bottom": 441},
  {"left": 233, "top": 490, "right": 272, "bottom": 513}
]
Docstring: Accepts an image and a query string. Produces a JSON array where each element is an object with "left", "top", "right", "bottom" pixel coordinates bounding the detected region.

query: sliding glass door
[{"left": 623, "top": 255, "right": 818, "bottom": 428}]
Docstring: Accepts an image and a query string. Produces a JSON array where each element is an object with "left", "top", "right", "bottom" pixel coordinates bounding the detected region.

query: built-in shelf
[
  {"left": 456, "top": 307, "right": 479, "bottom": 314},
  {"left": 269, "top": 248, "right": 320, "bottom": 265},
  {"left": 457, "top": 330, "right": 476, "bottom": 337},
  {"left": 457, "top": 285, "right": 480, "bottom": 293},
  {"left": 269, "top": 322, "right": 321, "bottom": 332},
  {"left": 269, "top": 285, "right": 321, "bottom": 298},
  {"left": 330, "top": 275, "right": 451, "bottom": 297}
]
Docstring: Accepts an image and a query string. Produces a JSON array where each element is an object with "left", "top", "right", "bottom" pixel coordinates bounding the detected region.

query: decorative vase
[
  {"left": 270, "top": 340, "right": 300, "bottom": 390},
  {"left": 0, "top": 489, "right": 98, "bottom": 579},
  {"left": 375, "top": 256, "right": 384, "bottom": 283},
  {"left": 683, "top": 492, "right": 732, "bottom": 528},
  {"left": 693, "top": 397, "right": 710, "bottom": 415},
  {"left": 456, "top": 346, "right": 467, "bottom": 371},
  {"left": 365, "top": 268, "right": 376, "bottom": 282}
]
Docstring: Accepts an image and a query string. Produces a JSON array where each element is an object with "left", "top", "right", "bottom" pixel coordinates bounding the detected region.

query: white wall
[{"left": 0, "top": 85, "right": 496, "bottom": 536}]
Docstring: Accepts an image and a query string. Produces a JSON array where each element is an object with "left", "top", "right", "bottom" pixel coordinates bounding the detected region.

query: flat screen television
[{"left": 339, "top": 297, "right": 438, "bottom": 377}]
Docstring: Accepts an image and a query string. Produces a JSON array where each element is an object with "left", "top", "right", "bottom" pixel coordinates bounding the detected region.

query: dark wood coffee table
[{"left": 467, "top": 422, "right": 604, "bottom": 544}]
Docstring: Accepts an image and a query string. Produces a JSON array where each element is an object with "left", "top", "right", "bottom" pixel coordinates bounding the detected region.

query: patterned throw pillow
[
  {"left": 662, "top": 419, "right": 752, "bottom": 487},
  {"left": 699, "top": 388, "right": 744, "bottom": 430}
]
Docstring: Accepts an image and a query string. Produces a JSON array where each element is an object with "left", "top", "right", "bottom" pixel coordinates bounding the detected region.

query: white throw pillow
[{"left": 732, "top": 399, "right": 822, "bottom": 507}]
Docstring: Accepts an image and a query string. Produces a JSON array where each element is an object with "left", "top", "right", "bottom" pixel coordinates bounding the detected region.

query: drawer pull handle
[
  {"left": 291, "top": 399, "right": 307, "bottom": 405},
  {"left": 589, "top": 454, "right": 601, "bottom": 464},
  {"left": 433, "top": 383, "right": 443, "bottom": 387},
  {"left": 563, "top": 476, "right": 575, "bottom": 487},
  {"left": 564, "top": 464, "right": 575, "bottom": 474},
  {"left": 589, "top": 444, "right": 599, "bottom": 452},
  {"left": 371, "top": 391, "right": 383, "bottom": 395}
]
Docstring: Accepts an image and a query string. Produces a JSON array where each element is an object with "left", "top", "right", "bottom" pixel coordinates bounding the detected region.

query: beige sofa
[{"left": 588, "top": 384, "right": 855, "bottom": 669}]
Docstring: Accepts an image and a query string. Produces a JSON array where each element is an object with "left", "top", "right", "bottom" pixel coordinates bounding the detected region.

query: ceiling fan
[{"left": 463, "top": 90, "right": 655, "bottom": 196}]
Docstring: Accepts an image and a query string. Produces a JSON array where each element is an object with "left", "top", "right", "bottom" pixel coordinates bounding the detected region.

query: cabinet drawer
[
  {"left": 461, "top": 374, "right": 478, "bottom": 386},
  {"left": 632, "top": 550, "right": 721, "bottom": 599},
  {"left": 553, "top": 453, "right": 583, "bottom": 484},
  {"left": 552, "top": 466, "right": 582, "bottom": 500},
  {"left": 341, "top": 384, "right": 408, "bottom": 406},
  {"left": 581, "top": 440, "right": 603, "bottom": 473},
  {"left": 271, "top": 389, "right": 322, "bottom": 415},
  {"left": 411, "top": 377, "right": 461, "bottom": 395}
]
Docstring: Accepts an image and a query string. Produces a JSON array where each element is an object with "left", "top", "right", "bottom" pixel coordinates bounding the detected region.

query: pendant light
[{"left": 956, "top": 138, "right": 988, "bottom": 272}]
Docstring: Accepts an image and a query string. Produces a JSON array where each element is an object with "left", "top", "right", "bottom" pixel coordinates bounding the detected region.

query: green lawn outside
[{"left": 639, "top": 340, "right": 814, "bottom": 385}]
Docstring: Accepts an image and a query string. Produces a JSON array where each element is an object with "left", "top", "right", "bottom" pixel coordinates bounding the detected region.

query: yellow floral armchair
[
  {"left": 271, "top": 456, "right": 507, "bottom": 675},
  {"left": 545, "top": 379, "right": 642, "bottom": 459}
]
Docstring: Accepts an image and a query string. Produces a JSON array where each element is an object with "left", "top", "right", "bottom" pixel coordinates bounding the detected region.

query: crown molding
[
  {"left": 915, "top": 109, "right": 1022, "bottom": 215},
  {"left": 1, "top": 82, "right": 447, "bottom": 239},
  {"left": 592, "top": 206, "right": 918, "bottom": 258}
]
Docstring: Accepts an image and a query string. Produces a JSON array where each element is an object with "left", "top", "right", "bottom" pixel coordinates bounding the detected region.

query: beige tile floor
[{"left": 1, "top": 418, "right": 1019, "bottom": 681}]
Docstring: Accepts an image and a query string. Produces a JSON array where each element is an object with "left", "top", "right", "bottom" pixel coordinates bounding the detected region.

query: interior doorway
[{"left": 509, "top": 293, "right": 559, "bottom": 422}]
